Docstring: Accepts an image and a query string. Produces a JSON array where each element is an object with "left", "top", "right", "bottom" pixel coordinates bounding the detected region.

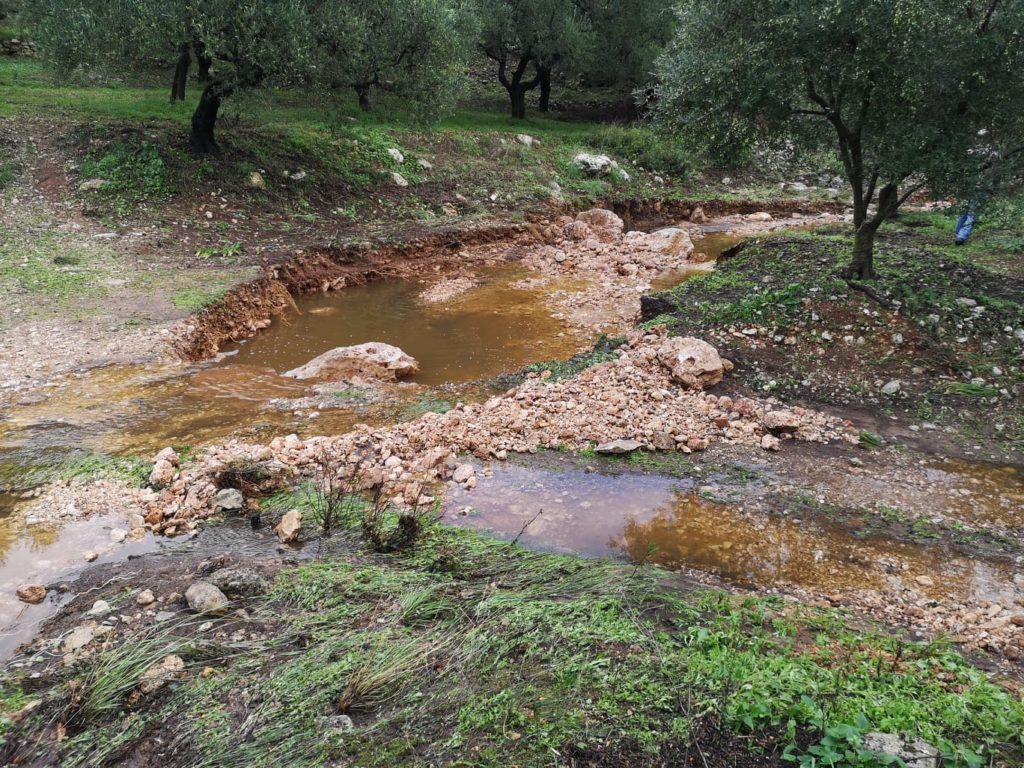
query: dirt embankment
[
  {"left": 173, "top": 224, "right": 530, "bottom": 360},
  {"left": 174, "top": 198, "right": 846, "bottom": 362}
]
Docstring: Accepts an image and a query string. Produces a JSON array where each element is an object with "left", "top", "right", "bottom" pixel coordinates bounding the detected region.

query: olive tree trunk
[{"left": 190, "top": 81, "right": 232, "bottom": 154}]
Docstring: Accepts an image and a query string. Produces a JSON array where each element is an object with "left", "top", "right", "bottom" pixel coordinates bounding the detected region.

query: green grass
[
  {"left": 170, "top": 287, "right": 229, "bottom": 311},
  {"left": 11, "top": 503, "right": 1024, "bottom": 767}
]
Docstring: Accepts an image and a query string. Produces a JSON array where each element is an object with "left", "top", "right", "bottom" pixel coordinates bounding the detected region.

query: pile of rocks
[
  {"left": 521, "top": 209, "right": 702, "bottom": 334},
  {"left": 140, "top": 328, "right": 851, "bottom": 538},
  {"left": 0, "top": 39, "right": 36, "bottom": 57}
]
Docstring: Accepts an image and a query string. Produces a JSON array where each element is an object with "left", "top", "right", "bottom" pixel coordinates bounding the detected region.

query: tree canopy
[
  {"left": 309, "top": 0, "right": 477, "bottom": 120},
  {"left": 23, "top": 0, "right": 475, "bottom": 152},
  {"left": 654, "top": 0, "right": 1024, "bottom": 278}
]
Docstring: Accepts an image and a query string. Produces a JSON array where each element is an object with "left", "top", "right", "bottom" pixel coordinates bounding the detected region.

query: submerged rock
[
  {"left": 657, "top": 337, "right": 732, "bottom": 389},
  {"left": 16, "top": 584, "right": 46, "bottom": 604},
  {"left": 283, "top": 342, "right": 419, "bottom": 382}
]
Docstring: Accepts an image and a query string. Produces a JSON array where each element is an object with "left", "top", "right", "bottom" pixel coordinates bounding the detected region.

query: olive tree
[
  {"left": 25, "top": 0, "right": 312, "bottom": 153},
  {"left": 654, "top": 0, "right": 1024, "bottom": 279},
  {"left": 578, "top": 0, "right": 675, "bottom": 88},
  {"left": 476, "top": 0, "right": 592, "bottom": 118},
  {"left": 309, "top": 0, "right": 477, "bottom": 119}
]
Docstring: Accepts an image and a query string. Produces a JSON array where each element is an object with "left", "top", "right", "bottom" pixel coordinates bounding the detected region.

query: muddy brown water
[{"left": 446, "top": 463, "right": 1021, "bottom": 607}]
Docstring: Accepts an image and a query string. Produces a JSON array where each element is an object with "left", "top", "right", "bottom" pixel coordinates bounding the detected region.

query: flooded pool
[
  {"left": 225, "top": 266, "right": 581, "bottom": 386},
  {"left": 446, "top": 463, "right": 1018, "bottom": 606}
]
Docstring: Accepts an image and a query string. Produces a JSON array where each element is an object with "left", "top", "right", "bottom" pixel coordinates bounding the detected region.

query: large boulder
[
  {"left": 574, "top": 209, "right": 624, "bottom": 243},
  {"left": 572, "top": 153, "right": 616, "bottom": 176},
  {"left": 626, "top": 227, "right": 694, "bottom": 259},
  {"left": 657, "top": 337, "right": 732, "bottom": 389},
  {"left": 282, "top": 342, "right": 419, "bottom": 382}
]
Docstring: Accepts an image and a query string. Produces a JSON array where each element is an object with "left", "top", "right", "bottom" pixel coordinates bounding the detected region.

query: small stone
[
  {"left": 110, "top": 528, "right": 127, "bottom": 543},
  {"left": 760, "top": 434, "right": 781, "bottom": 451},
  {"left": 16, "top": 584, "right": 46, "bottom": 604},
  {"left": 136, "top": 589, "right": 156, "bottom": 606},
  {"left": 62, "top": 624, "right": 96, "bottom": 653},
  {"left": 139, "top": 655, "right": 185, "bottom": 695},
  {"left": 83, "top": 551, "right": 98, "bottom": 562},
  {"left": 246, "top": 171, "right": 266, "bottom": 190},
  {"left": 148, "top": 459, "right": 175, "bottom": 488},
  {"left": 862, "top": 733, "right": 938, "bottom": 768},
  {"left": 207, "top": 567, "right": 268, "bottom": 598},
  {"left": 274, "top": 508, "right": 302, "bottom": 543},
  {"left": 595, "top": 439, "right": 644, "bottom": 454},
  {"left": 78, "top": 178, "right": 106, "bottom": 191},
  {"left": 881, "top": 380, "right": 901, "bottom": 396},
  {"left": 185, "top": 582, "right": 229, "bottom": 615},
  {"left": 452, "top": 464, "right": 475, "bottom": 484},
  {"left": 387, "top": 148, "right": 405, "bottom": 164},
  {"left": 87, "top": 600, "right": 111, "bottom": 617},
  {"left": 213, "top": 488, "right": 244, "bottom": 512},
  {"left": 391, "top": 171, "right": 409, "bottom": 187},
  {"left": 915, "top": 575, "right": 934, "bottom": 587}
]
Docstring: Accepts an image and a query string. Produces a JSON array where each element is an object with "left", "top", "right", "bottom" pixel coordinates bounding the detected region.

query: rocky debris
[
  {"left": 16, "top": 584, "right": 46, "bottom": 604},
  {"left": 213, "top": 488, "right": 244, "bottom": 512},
  {"left": 524, "top": 210, "right": 707, "bottom": 337},
  {"left": 155, "top": 447, "right": 181, "bottom": 466},
  {"left": 275, "top": 509, "right": 302, "bottom": 543},
  {"left": 862, "top": 733, "right": 938, "bottom": 768},
  {"left": 420, "top": 276, "right": 477, "bottom": 304},
  {"left": 136, "top": 589, "right": 156, "bottom": 606},
  {"left": 571, "top": 153, "right": 616, "bottom": 176},
  {"left": 0, "top": 38, "right": 37, "bottom": 57},
  {"left": 138, "top": 655, "right": 186, "bottom": 695},
  {"left": 149, "top": 458, "right": 176, "bottom": 488},
  {"left": 391, "top": 171, "right": 409, "bottom": 187},
  {"left": 762, "top": 410, "right": 801, "bottom": 434},
  {"left": 207, "top": 567, "right": 269, "bottom": 598},
  {"left": 387, "top": 148, "right": 405, "bottom": 164},
  {"left": 631, "top": 227, "right": 694, "bottom": 259},
  {"left": 656, "top": 336, "right": 732, "bottom": 389},
  {"left": 596, "top": 439, "right": 644, "bottom": 454},
  {"left": 881, "top": 380, "right": 902, "bottom": 396},
  {"left": 452, "top": 464, "right": 476, "bottom": 484},
  {"left": 317, "top": 714, "right": 355, "bottom": 732},
  {"left": 62, "top": 624, "right": 96, "bottom": 654},
  {"left": 87, "top": 599, "right": 111, "bottom": 617},
  {"left": 246, "top": 171, "right": 266, "bottom": 190},
  {"left": 283, "top": 342, "right": 419, "bottom": 382},
  {"left": 574, "top": 208, "right": 625, "bottom": 242},
  {"left": 690, "top": 206, "right": 708, "bottom": 223},
  {"left": 185, "top": 581, "right": 229, "bottom": 614}
]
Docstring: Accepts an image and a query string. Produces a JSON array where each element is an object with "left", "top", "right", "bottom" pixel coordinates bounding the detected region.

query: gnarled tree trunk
[
  {"left": 355, "top": 84, "right": 371, "bottom": 111},
  {"left": 537, "top": 65, "right": 551, "bottom": 112},
  {"left": 492, "top": 51, "right": 541, "bottom": 119},
  {"left": 194, "top": 39, "right": 212, "bottom": 81},
  {"left": 190, "top": 81, "right": 232, "bottom": 154},
  {"left": 170, "top": 44, "right": 190, "bottom": 103}
]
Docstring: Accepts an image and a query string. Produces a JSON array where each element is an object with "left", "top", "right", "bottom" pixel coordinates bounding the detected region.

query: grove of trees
[
  {"left": 14, "top": 0, "right": 1023, "bottom": 273},
  {"left": 654, "top": 0, "right": 1024, "bottom": 278}
]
